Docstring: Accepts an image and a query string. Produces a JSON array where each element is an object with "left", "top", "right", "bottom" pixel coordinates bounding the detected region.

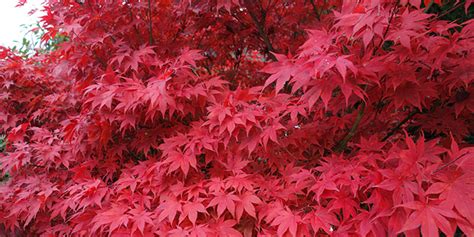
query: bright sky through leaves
[{"left": 0, "top": 0, "right": 42, "bottom": 47}]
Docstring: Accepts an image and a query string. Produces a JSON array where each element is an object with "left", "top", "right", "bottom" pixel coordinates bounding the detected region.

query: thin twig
[
  {"left": 147, "top": 0, "right": 154, "bottom": 45},
  {"left": 382, "top": 109, "right": 419, "bottom": 141},
  {"left": 432, "top": 152, "right": 469, "bottom": 174},
  {"left": 247, "top": 7, "right": 277, "bottom": 61},
  {"left": 129, "top": 6, "right": 142, "bottom": 45},
  {"left": 334, "top": 102, "right": 366, "bottom": 152},
  {"left": 423, "top": 1, "right": 434, "bottom": 13},
  {"left": 430, "top": 2, "right": 463, "bottom": 21},
  {"left": 309, "top": 0, "right": 321, "bottom": 21},
  {"left": 373, "top": 3, "right": 399, "bottom": 54}
]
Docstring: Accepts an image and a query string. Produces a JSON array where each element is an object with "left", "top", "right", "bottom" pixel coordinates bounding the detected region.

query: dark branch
[
  {"left": 247, "top": 7, "right": 277, "bottom": 61},
  {"left": 147, "top": 0, "right": 154, "bottom": 45},
  {"left": 373, "top": 3, "right": 399, "bottom": 54},
  {"left": 334, "top": 102, "right": 366, "bottom": 152},
  {"left": 433, "top": 152, "right": 469, "bottom": 174},
  {"left": 309, "top": 0, "right": 321, "bottom": 21},
  {"left": 382, "top": 109, "right": 419, "bottom": 141}
]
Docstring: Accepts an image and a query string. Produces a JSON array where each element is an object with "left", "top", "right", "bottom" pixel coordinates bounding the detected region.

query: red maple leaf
[{"left": 398, "top": 200, "right": 458, "bottom": 236}]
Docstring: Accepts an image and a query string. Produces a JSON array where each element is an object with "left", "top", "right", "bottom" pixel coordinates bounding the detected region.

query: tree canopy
[{"left": 0, "top": 0, "right": 473, "bottom": 236}]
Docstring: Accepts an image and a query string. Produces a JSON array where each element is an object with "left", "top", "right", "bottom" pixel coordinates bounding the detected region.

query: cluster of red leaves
[{"left": 1, "top": 0, "right": 474, "bottom": 236}]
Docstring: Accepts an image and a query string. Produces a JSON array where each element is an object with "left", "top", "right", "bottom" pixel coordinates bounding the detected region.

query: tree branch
[
  {"left": 382, "top": 109, "right": 419, "bottom": 141},
  {"left": 432, "top": 152, "right": 469, "bottom": 174},
  {"left": 309, "top": 0, "right": 321, "bottom": 21},
  {"left": 373, "top": 3, "right": 398, "bottom": 54},
  {"left": 147, "top": 0, "right": 154, "bottom": 45},
  {"left": 128, "top": 6, "right": 142, "bottom": 45},
  {"left": 247, "top": 7, "right": 277, "bottom": 61},
  {"left": 334, "top": 102, "right": 366, "bottom": 152},
  {"left": 430, "top": 2, "right": 463, "bottom": 22}
]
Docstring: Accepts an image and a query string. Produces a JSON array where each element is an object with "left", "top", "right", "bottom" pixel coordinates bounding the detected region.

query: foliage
[
  {"left": 10, "top": 22, "right": 68, "bottom": 57},
  {"left": 0, "top": 0, "right": 473, "bottom": 236}
]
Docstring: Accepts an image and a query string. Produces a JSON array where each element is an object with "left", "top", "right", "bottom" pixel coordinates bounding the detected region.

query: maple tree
[{"left": 0, "top": 0, "right": 473, "bottom": 236}]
